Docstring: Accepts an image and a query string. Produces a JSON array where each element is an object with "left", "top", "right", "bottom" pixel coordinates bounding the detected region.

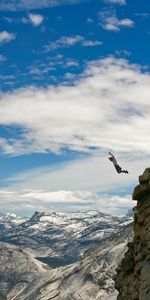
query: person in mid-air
[{"left": 108, "top": 152, "right": 129, "bottom": 174}]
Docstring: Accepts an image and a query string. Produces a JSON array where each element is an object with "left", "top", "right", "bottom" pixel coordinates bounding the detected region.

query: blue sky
[{"left": 0, "top": 0, "right": 150, "bottom": 216}]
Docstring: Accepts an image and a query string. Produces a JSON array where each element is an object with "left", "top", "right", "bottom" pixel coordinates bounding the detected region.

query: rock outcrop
[{"left": 115, "top": 168, "right": 150, "bottom": 300}]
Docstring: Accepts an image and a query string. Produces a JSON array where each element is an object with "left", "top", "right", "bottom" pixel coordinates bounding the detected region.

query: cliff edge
[{"left": 115, "top": 168, "right": 150, "bottom": 300}]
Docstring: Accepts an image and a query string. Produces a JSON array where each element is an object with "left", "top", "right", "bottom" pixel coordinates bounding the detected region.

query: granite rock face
[{"left": 115, "top": 168, "right": 150, "bottom": 300}]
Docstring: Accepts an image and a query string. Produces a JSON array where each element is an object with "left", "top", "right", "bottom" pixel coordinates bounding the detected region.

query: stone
[
  {"left": 115, "top": 168, "right": 150, "bottom": 300},
  {"left": 132, "top": 183, "right": 150, "bottom": 201},
  {"left": 139, "top": 168, "right": 150, "bottom": 184}
]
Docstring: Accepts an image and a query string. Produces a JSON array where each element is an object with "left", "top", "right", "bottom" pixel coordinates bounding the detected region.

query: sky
[{"left": 0, "top": 0, "right": 150, "bottom": 216}]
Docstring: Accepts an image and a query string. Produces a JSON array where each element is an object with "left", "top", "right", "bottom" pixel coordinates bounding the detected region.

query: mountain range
[{"left": 0, "top": 210, "right": 133, "bottom": 299}]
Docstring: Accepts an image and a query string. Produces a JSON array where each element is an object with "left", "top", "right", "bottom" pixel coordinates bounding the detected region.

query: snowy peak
[
  {"left": 28, "top": 210, "right": 130, "bottom": 226},
  {"left": 0, "top": 210, "right": 132, "bottom": 237},
  {"left": 0, "top": 209, "right": 133, "bottom": 262},
  {"left": 0, "top": 212, "right": 27, "bottom": 229},
  {"left": 29, "top": 210, "right": 67, "bottom": 225}
]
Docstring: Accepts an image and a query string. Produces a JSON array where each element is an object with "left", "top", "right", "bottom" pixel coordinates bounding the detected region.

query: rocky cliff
[{"left": 115, "top": 168, "right": 150, "bottom": 300}]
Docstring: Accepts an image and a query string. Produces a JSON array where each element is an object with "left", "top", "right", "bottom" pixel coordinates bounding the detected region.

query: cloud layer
[
  {"left": 0, "top": 0, "right": 87, "bottom": 11},
  {"left": 0, "top": 57, "right": 150, "bottom": 157},
  {"left": 0, "top": 188, "right": 134, "bottom": 216},
  {"left": 0, "top": 57, "right": 150, "bottom": 216},
  {"left": 1, "top": 143, "right": 147, "bottom": 216}
]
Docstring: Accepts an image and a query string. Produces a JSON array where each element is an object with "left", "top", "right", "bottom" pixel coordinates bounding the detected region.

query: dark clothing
[{"left": 115, "top": 164, "right": 122, "bottom": 173}]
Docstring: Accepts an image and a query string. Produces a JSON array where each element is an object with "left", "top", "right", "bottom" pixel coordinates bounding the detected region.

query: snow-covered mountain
[
  {"left": 0, "top": 210, "right": 133, "bottom": 299},
  {"left": 0, "top": 223, "right": 133, "bottom": 300},
  {"left": 0, "top": 212, "right": 27, "bottom": 230},
  {"left": 0, "top": 210, "right": 132, "bottom": 262}
]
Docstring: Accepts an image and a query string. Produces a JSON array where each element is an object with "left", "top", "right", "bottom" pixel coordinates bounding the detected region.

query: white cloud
[
  {"left": 0, "top": 57, "right": 150, "bottom": 158},
  {"left": 4, "top": 14, "right": 44, "bottom": 26},
  {"left": 1, "top": 142, "right": 148, "bottom": 215},
  {"left": 62, "top": 35, "right": 84, "bottom": 45},
  {"left": 29, "top": 66, "right": 55, "bottom": 75},
  {"left": 1, "top": 51, "right": 149, "bottom": 215},
  {"left": 44, "top": 36, "right": 103, "bottom": 52},
  {"left": 28, "top": 57, "right": 79, "bottom": 76},
  {"left": 0, "top": 188, "right": 134, "bottom": 216},
  {"left": 119, "top": 18, "right": 134, "bottom": 27},
  {"left": 96, "top": 194, "right": 133, "bottom": 216},
  {"left": 65, "top": 59, "right": 79, "bottom": 67},
  {"left": 0, "top": 31, "right": 16, "bottom": 43},
  {"left": 82, "top": 40, "right": 103, "bottom": 47},
  {"left": 105, "top": 0, "right": 126, "bottom": 5},
  {"left": 44, "top": 35, "right": 84, "bottom": 51},
  {"left": 99, "top": 10, "right": 134, "bottom": 31},
  {"left": 28, "top": 13, "right": 44, "bottom": 26},
  {"left": 0, "top": 0, "right": 87, "bottom": 11},
  {"left": 3, "top": 147, "right": 148, "bottom": 216},
  {"left": 7, "top": 149, "right": 149, "bottom": 195}
]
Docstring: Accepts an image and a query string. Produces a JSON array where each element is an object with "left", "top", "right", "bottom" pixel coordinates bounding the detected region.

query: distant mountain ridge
[{"left": 0, "top": 210, "right": 133, "bottom": 260}]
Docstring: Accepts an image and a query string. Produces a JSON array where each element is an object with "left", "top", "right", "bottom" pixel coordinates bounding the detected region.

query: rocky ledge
[{"left": 115, "top": 168, "right": 150, "bottom": 300}]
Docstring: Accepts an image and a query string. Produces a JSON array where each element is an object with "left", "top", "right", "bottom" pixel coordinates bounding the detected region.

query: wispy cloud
[
  {"left": 44, "top": 35, "right": 102, "bottom": 52},
  {"left": 0, "top": 0, "right": 88, "bottom": 11},
  {"left": 29, "top": 66, "right": 55, "bottom": 75},
  {"left": 4, "top": 17, "right": 14, "bottom": 23},
  {"left": 99, "top": 10, "right": 134, "bottom": 31},
  {"left": 86, "top": 18, "right": 94, "bottom": 23},
  {"left": 64, "top": 59, "right": 79, "bottom": 67},
  {"left": 82, "top": 40, "right": 103, "bottom": 47},
  {"left": 105, "top": 0, "right": 126, "bottom": 5},
  {"left": 0, "top": 75, "right": 15, "bottom": 81},
  {"left": 134, "top": 12, "right": 149, "bottom": 18},
  {"left": 0, "top": 31, "right": 16, "bottom": 44},
  {"left": 44, "top": 35, "right": 84, "bottom": 51},
  {"left": 115, "top": 49, "right": 131, "bottom": 57},
  {"left": 28, "top": 57, "right": 79, "bottom": 76}
]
